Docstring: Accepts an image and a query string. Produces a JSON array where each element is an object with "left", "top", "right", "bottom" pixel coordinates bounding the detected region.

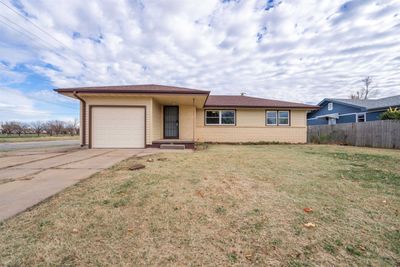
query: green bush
[{"left": 380, "top": 107, "right": 400, "bottom": 120}]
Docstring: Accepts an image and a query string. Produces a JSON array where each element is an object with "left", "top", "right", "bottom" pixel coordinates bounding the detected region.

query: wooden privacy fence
[{"left": 308, "top": 120, "right": 400, "bottom": 149}]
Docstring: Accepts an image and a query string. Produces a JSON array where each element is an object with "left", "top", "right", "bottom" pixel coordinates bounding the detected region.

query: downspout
[{"left": 73, "top": 91, "right": 86, "bottom": 147}]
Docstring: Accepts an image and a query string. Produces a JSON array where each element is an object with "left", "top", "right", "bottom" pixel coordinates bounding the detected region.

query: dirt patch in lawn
[{"left": 0, "top": 144, "right": 399, "bottom": 266}]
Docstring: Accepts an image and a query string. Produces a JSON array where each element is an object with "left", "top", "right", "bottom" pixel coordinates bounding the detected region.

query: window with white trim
[
  {"left": 328, "top": 102, "right": 333, "bottom": 111},
  {"left": 205, "top": 110, "right": 235, "bottom": 125},
  {"left": 278, "top": 111, "right": 289, "bottom": 125},
  {"left": 357, "top": 113, "right": 366, "bottom": 123},
  {"left": 266, "top": 110, "right": 290, "bottom": 126},
  {"left": 266, "top": 111, "right": 277, "bottom": 125}
]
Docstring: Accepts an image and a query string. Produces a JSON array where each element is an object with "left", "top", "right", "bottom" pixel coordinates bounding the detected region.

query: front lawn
[
  {"left": 1, "top": 144, "right": 399, "bottom": 266},
  {"left": 0, "top": 134, "right": 79, "bottom": 143}
]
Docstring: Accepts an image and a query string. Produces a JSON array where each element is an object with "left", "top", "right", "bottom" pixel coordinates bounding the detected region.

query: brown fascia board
[
  {"left": 204, "top": 105, "right": 319, "bottom": 109},
  {"left": 54, "top": 88, "right": 210, "bottom": 95}
]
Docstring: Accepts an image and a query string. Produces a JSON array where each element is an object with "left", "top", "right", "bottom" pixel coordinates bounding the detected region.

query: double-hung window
[
  {"left": 278, "top": 111, "right": 289, "bottom": 125},
  {"left": 205, "top": 110, "right": 235, "bottom": 125},
  {"left": 266, "top": 111, "right": 277, "bottom": 125},
  {"left": 266, "top": 111, "right": 290, "bottom": 126}
]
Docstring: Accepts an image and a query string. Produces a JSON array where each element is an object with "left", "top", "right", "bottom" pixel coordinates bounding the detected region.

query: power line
[
  {"left": 0, "top": 0, "right": 88, "bottom": 63},
  {"left": 0, "top": 0, "right": 68, "bottom": 49},
  {"left": 0, "top": 0, "right": 106, "bottom": 83},
  {"left": 0, "top": 17, "right": 78, "bottom": 63},
  {"left": 0, "top": 16, "right": 33, "bottom": 42},
  {"left": 0, "top": 1, "right": 84, "bottom": 64},
  {"left": 28, "top": 96, "right": 78, "bottom": 110},
  {"left": 0, "top": 14, "right": 61, "bottom": 52}
]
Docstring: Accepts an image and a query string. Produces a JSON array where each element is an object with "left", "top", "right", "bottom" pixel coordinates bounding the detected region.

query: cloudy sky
[{"left": 0, "top": 0, "right": 399, "bottom": 121}]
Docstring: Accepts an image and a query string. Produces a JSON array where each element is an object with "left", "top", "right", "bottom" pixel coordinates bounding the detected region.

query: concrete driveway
[{"left": 0, "top": 146, "right": 157, "bottom": 221}]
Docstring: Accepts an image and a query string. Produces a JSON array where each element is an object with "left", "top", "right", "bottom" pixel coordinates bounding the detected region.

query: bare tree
[
  {"left": 30, "top": 121, "right": 45, "bottom": 136},
  {"left": 21, "top": 123, "right": 30, "bottom": 135},
  {"left": 73, "top": 118, "right": 79, "bottom": 135},
  {"left": 13, "top": 122, "right": 25, "bottom": 136},
  {"left": 1, "top": 121, "right": 14, "bottom": 135},
  {"left": 51, "top": 120, "right": 65, "bottom": 136},
  {"left": 2, "top": 120, "right": 78, "bottom": 137},
  {"left": 44, "top": 121, "right": 54, "bottom": 136},
  {"left": 350, "top": 76, "right": 378, "bottom": 100},
  {"left": 45, "top": 121, "right": 64, "bottom": 136},
  {"left": 64, "top": 119, "right": 79, "bottom": 136}
]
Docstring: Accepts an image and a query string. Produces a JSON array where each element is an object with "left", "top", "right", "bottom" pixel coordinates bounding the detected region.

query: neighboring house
[
  {"left": 307, "top": 95, "right": 400, "bottom": 126},
  {"left": 55, "top": 84, "right": 318, "bottom": 149}
]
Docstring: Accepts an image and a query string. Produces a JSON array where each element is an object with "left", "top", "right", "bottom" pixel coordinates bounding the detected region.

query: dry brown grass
[{"left": 0, "top": 144, "right": 399, "bottom": 266}]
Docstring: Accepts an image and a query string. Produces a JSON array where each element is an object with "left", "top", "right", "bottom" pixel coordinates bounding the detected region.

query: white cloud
[
  {"left": 0, "top": 63, "right": 26, "bottom": 84},
  {"left": 0, "top": 87, "right": 50, "bottom": 121},
  {"left": 0, "top": 87, "right": 79, "bottom": 122},
  {"left": 0, "top": 0, "right": 399, "bottom": 104}
]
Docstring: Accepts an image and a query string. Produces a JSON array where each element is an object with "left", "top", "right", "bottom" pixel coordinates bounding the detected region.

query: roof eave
[
  {"left": 54, "top": 89, "right": 210, "bottom": 95},
  {"left": 204, "top": 105, "right": 319, "bottom": 109},
  {"left": 319, "top": 98, "right": 368, "bottom": 110},
  {"left": 367, "top": 105, "right": 400, "bottom": 112}
]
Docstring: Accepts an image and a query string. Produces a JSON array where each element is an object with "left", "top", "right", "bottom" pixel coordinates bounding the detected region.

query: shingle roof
[
  {"left": 205, "top": 95, "right": 318, "bottom": 109},
  {"left": 325, "top": 95, "right": 400, "bottom": 110},
  {"left": 55, "top": 84, "right": 210, "bottom": 94},
  {"left": 55, "top": 84, "right": 317, "bottom": 109}
]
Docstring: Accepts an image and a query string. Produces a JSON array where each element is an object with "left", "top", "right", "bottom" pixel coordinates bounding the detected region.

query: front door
[{"left": 164, "top": 106, "right": 179, "bottom": 139}]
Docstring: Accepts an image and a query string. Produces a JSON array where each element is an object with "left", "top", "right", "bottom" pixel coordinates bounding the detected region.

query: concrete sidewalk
[{"left": 0, "top": 147, "right": 158, "bottom": 221}]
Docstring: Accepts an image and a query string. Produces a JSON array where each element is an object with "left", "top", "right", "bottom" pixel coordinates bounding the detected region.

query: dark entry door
[{"left": 164, "top": 106, "right": 179, "bottom": 139}]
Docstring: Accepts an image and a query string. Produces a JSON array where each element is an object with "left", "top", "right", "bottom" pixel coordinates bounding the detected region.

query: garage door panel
[{"left": 91, "top": 107, "right": 145, "bottom": 148}]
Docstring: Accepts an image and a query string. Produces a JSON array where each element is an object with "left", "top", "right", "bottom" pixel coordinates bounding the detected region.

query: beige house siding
[
  {"left": 78, "top": 95, "right": 308, "bottom": 146},
  {"left": 237, "top": 109, "right": 266, "bottom": 127},
  {"left": 152, "top": 100, "right": 162, "bottom": 141},
  {"left": 290, "top": 110, "right": 307, "bottom": 127},
  {"left": 196, "top": 108, "right": 308, "bottom": 143},
  {"left": 82, "top": 96, "right": 152, "bottom": 145},
  {"left": 179, "top": 105, "right": 195, "bottom": 140}
]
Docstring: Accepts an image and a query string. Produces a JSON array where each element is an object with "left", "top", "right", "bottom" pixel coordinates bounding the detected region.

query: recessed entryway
[{"left": 163, "top": 106, "right": 179, "bottom": 139}]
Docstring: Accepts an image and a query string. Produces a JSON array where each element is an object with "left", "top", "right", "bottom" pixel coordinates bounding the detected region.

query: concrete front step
[{"left": 160, "top": 144, "right": 186, "bottom": 150}]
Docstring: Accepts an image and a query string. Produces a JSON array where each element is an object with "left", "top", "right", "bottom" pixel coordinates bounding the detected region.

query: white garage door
[{"left": 91, "top": 107, "right": 145, "bottom": 148}]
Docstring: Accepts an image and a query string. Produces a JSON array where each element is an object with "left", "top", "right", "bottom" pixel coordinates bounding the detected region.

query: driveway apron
[{"left": 0, "top": 148, "right": 153, "bottom": 221}]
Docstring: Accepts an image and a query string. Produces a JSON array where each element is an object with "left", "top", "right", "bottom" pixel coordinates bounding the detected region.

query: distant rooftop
[{"left": 323, "top": 95, "right": 400, "bottom": 110}]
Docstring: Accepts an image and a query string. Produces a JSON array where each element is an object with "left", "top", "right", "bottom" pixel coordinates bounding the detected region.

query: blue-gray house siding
[
  {"left": 307, "top": 101, "right": 362, "bottom": 125},
  {"left": 310, "top": 102, "right": 361, "bottom": 117},
  {"left": 337, "top": 114, "right": 357, "bottom": 124},
  {"left": 307, "top": 95, "right": 400, "bottom": 126},
  {"left": 366, "top": 110, "right": 384, "bottom": 121}
]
